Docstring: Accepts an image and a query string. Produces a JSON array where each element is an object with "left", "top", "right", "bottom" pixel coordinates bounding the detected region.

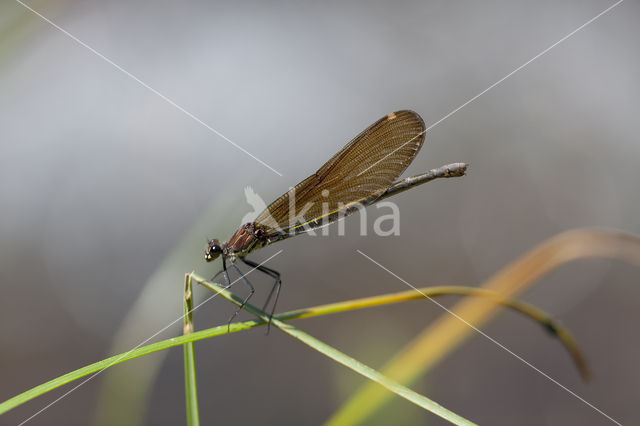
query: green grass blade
[
  {"left": 183, "top": 274, "right": 200, "bottom": 426},
  {"left": 191, "top": 274, "right": 477, "bottom": 426}
]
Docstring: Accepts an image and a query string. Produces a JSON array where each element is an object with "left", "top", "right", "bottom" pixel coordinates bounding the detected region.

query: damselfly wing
[{"left": 254, "top": 110, "right": 426, "bottom": 238}]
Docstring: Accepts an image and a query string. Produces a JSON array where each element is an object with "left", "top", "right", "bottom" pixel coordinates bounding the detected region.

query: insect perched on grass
[{"left": 205, "top": 110, "right": 467, "bottom": 327}]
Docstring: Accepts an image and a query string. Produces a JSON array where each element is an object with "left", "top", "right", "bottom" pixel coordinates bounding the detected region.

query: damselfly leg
[
  {"left": 211, "top": 258, "right": 277, "bottom": 333},
  {"left": 241, "top": 257, "right": 281, "bottom": 334},
  {"left": 210, "top": 266, "right": 229, "bottom": 286},
  {"left": 226, "top": 260, "right": 255, "bottom": 332}
]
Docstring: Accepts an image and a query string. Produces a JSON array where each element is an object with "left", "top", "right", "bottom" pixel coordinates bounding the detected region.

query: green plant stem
[{"left": 183, "top": 274, "right": 200, "bottom": 426}]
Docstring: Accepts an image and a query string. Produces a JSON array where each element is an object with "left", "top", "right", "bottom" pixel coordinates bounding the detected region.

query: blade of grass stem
[{"left": 183, "top": 274, "right": 200, "bottom": 426}]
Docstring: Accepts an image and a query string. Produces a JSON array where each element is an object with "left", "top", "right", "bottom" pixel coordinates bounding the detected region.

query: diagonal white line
[
  {"left": 18, "top": 250, "right": 284, "bottom": 426},
  {"left": 425, "top": 0, "right": 624, "bottom": 133},
  {"left": 357, "top": 0, "right": 623, "bottom": 179},
  {"left": 15, "top": 0, "right": 283, "bottom": 177},
  {"left": 357, "top": 249, "right": 622, "bottom": 426}
]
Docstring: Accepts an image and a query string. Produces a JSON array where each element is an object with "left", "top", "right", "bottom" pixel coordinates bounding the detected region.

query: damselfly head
[{"left": 205, "top": 238, "right": 223, "bottom": 262}]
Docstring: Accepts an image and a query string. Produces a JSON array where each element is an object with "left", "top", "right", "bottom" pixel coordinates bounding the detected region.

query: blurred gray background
[{"left": 1, "top": 0, "right": 639, "bottom": 425}]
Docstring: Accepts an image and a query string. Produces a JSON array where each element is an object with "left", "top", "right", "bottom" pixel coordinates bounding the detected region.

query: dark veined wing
[{"left": 254, "top": 110, "right": 426, "bottom": 236}]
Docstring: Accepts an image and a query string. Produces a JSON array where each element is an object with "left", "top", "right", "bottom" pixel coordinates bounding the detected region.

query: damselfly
[{"left": 205, "top": 110, "right": 467, "bottom": 326}]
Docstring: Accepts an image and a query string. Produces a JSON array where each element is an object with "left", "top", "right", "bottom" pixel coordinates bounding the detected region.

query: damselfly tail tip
[{"left": 444, "top": 162, "right": 469, "bottom": 177}]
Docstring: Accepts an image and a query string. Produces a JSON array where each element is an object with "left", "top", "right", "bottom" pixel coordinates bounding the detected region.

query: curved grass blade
[
  {"left": 327, "top": 228, "right": 640, "bottom": 426},
  {"left": 285, "top": 285, "right": 589, "bottom": 381}
]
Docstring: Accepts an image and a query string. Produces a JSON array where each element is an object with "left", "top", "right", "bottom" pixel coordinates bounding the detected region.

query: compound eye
[{"left": 205, "top": 239, "right": 223, "bottom": 261}]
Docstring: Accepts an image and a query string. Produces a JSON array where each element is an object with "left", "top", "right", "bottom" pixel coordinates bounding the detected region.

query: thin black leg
[
  {"left": 226, "top": 261, "right": 255, "bottom": 332},
  {"left": 222, "top": 257, "right": 232, "bottom": 288},
  {"left": 210, "top": 265, "right": 229, "bottom": 286},
  {"left": 241, "top": 257, "right": 281, "bottom": 334}
]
